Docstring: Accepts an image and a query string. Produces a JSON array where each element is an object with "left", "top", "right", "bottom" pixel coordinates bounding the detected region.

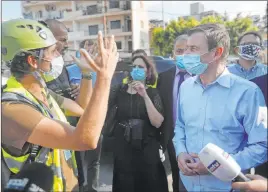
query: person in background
[
  {"left": 1, "top": 19, "right": 118, "bottom": 191},
  {"left": 109, "top": 55, "right": 168, "bottom": 192},
  {"left": 250, "top": 73, "right": 268, "bottom": 178},
  {"left": 157, "top": 34, "right": 189, "bottom": 192},
  {"left": 43, "top": 19, "right": 87, "bottom": 190},
  {"left": 44, "top": 19, "right": 80, "bottom": 100},
  {"left": 232, "top": 174, "right": 267, "bottom": 192},
  {"left": 228, "top": 31, "right": 267, "bottom": 80},
  {"left": 78, "top": 39, "right": 97, "bottom": 85},
  {"left": 174, "top": 23, "right": 267, "bottom": 191},
  {"left": 227, "top": 31, "right": 268, "bottom": 178},
  {"left": 72, "top": 39, "right": 103, "bottom": 192}
]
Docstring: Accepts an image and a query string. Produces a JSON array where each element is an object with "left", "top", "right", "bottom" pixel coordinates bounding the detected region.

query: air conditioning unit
[{"left": 125, "top": 16, "right": 130, "bottom": 20}]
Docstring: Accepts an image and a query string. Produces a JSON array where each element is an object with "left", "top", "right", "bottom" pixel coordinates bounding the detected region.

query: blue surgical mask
[
  {"left": 183, "top": 54, "right": 209, "bottom": 75},
  {"left": 130, "top": 67, "right": 146, "bottom": 81},
  {"left": 176, "top": 55, "right": 185, "bottom": 69}
]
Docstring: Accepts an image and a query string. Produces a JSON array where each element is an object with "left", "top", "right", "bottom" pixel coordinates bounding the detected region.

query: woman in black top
[{"left": 108, "top": 55, "right": 168, "bottom": 192}]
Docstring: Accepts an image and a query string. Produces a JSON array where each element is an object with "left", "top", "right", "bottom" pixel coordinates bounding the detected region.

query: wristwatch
[{"left": 82, "top": 72, "right": 93, "bottom": 80}]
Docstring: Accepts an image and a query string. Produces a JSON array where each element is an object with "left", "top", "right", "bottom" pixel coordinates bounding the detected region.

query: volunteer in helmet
[{"left": 1, "top": 19, "right": 118, "bottom": 191}]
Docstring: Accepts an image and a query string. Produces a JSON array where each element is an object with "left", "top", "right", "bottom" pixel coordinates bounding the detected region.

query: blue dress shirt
[
  {"left": 227, "top": 62, "right": 267, "bottom": 80},
  {"left": 91, "top": 71, "right": 97, "bottom": 87},
  {"left": 173, "top": 69, "right": 267, "bottom": 191}
]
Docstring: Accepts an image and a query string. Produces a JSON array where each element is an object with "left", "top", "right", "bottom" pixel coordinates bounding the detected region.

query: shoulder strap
[{"left": 1, "top": 92, "right": 43, "bottom": 113}]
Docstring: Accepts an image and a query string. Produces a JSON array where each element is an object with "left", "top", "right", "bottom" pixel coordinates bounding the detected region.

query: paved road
[{"left": 98, "top": 137, "right": 174, "bottom": 192}]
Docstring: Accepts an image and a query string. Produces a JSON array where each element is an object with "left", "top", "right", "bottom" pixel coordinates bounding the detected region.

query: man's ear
[
  {"left": 215, "top": 47, "right": 224, "bottom": 59},
  {"left": 27, "top": 55, "right": 38, "bottom": 69}
]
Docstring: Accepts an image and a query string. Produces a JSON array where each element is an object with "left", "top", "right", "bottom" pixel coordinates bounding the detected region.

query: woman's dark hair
[
  {"left": 131, "top": 55, "right": 157, "bottom": 85},
  {"left": 80, "top": 39, "right": 94, "bottom": 49},
  {"left": 132, "top": 49, "right": 147, "bottom": 57}
]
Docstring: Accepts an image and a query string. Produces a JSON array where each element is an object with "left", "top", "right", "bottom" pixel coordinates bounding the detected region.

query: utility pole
[
  {"left": 103, "top": 0, "right": 108, "bottom": 38},
  {"left": 162, "top": 0, "right": 165, "bottom": 30}
]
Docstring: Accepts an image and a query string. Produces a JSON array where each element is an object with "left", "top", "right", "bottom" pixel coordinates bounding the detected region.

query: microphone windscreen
[{"left": 4, "top": 162, "right": 54, "bottom": 192}]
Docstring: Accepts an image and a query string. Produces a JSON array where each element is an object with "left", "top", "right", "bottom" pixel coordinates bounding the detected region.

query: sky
[{"left": 1, "top": 1, "right": 267, "bottom": 22}]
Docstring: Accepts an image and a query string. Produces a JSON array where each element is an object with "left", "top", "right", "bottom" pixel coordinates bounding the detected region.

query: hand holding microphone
[
  {"left": 232, "top": 174, "right": 267, "bottom": 192},
  {"left": 4, "top": 162, "right": 53, "bottom": 192}
]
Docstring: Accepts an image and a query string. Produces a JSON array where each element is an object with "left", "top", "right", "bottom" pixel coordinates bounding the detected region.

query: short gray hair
[{"left": 174, "top": 34, "right": 188, "bottom": 50}]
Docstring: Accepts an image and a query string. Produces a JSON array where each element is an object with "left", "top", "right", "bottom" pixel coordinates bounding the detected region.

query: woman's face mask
[
  {"left": 237, "top": 44, "right": 262, "bottom": 61},
  {"left": 130, "top": 67, "right": 146, "bottom": 81},
  {"left": 43, "top": 55, "right": 64, "bottom": 81}
]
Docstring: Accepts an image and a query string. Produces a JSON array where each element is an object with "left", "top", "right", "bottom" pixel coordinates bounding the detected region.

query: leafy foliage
[{"left": 151, "top": 14, "right": 259, "bottom": 56}]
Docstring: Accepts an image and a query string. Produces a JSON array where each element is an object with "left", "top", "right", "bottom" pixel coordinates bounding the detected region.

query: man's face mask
[
  {"left": 130, "top": 67, "right": 146, "bottom": 81},
  {"left": 237, "top": 44, "right": 262, "bottom": 61},
  {"left": 183, "top": 50, "right": 215, "bottom": 75},
  {"left": 176, "top": 55, "right": 185, "bottom": 69},
  {"left": 43, "top": 55, "right": 64, "bottom": 81}
]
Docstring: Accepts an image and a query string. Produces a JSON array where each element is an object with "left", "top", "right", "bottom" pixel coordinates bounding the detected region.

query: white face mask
[{"left": 43, "top": 55, "right": 64, "bottom": 79}]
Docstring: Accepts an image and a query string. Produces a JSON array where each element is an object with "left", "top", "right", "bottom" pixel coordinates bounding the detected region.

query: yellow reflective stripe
[
  {"left": 122, "top": 76, "right": 158, "bottom": 88},
  {"left": 71, "top": 151, "right": 78, "bottom": 176},
  {"left": 53, "top": 176, "right": 64, "bottom": 192},
  {"left": 2, "top": 148, "right": 29, "bottom": 174},
  {"left": 10, "top": 168, "right": 20, "bottom": 174},
  {"left": 42, "top": 73, "right": 55, "bottom": 83},
  {"left": 2, "top": 148, "right": 29, "bottom": 162}
]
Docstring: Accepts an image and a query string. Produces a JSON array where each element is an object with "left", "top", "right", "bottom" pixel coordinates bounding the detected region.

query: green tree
[
  {"left": 151, "top": 27, "right": 165, "bottom": 55},
  {"left": 225, "top": 16, "right": 258, "bottom": 54},
  {"left": 200, "top": 15, "right": 224, "bottom": 24},
  {"left": 150, "top": 15, "right": 259, "bottom": 56}
]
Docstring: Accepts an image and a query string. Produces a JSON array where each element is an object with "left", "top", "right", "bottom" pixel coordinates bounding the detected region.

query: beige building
[{"left": 21, "top": 1, "right": 150, "bottom": 58}]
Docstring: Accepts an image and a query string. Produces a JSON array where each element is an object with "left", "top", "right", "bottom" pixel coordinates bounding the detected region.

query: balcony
[
  {"left": 22, "top": 1, "right": 59, "bottom": 7},
  {"left": 60, "top": 10, "right": 83, "bottom": 21}
]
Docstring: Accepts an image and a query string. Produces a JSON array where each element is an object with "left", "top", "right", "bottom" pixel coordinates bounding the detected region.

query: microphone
[
  {"left": 4, "top": 162, "right": 54, "bottom": 192},
  {"left": 198, "top": 143, "right": 251, "bottom": 182}
]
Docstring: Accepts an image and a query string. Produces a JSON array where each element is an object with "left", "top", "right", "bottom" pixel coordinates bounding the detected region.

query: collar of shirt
[
  {"left": 175, "top": 66, "right": 192, "bottom": 76},
  {"left": 193, "top": 68, "right": 232, "bottom": 89},
  {"left": 235, "top": 61, "right": 260, "bottom": 72}
]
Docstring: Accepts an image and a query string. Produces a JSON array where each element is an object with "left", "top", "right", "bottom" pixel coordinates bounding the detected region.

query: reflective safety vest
[
  {"left": 122, "top": 76, "right": 158, "bottom": 88},
  {"left": 2, "top": 76, "right": 78, "bottom": 192}
]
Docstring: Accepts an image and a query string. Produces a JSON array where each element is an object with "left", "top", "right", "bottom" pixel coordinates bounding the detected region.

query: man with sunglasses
[
  {"left": 228, "top": 31, "right": 267, "bottom": 80},
  {"left": 157, "top": 34, "right": 190, "bottom": 192}
]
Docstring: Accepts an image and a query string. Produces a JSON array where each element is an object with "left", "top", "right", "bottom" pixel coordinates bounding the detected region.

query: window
[
  {"left": 109, "top": 0, "right": 119, "bottom": 9},
  {"left": 140, "top": 21, "right": 144, "bottom": 28},
  {"left": 87, "top": 5, "right": 98, "bottom": 15},
  {"left": 110, "top": 20, "right": 121, "bottom": 29},
  {"left": 88, "top": 25, "right": 98, "bottom": 35},
  {"left": 116, "top": 41, "right": 122, "bottom": 49},
  {"left": 36, "top": 10, "right": 43, "bottom": 19}
]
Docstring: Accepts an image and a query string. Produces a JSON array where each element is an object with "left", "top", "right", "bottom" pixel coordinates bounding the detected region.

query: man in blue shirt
[
  {"left": 228, "top": 31, "right": 267, "bottom": 80},
  {"left": 173, "top": 23, "right": 267, "bottom": 191}
]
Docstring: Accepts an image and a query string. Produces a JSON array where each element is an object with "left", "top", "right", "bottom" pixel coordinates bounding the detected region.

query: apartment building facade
[{"left": 21, "top": 1, "right": 150, "bottom": 58}]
